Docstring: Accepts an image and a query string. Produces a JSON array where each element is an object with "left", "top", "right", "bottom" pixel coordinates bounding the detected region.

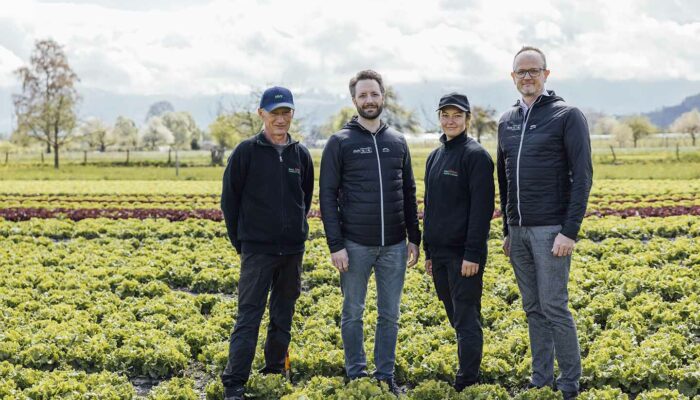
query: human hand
[
  {"left": 503, "top": 235, "right": 511, "bottom": 257},
  {"left": 407, "top": 242, "right": 420, "bottom": 267},
  {"left": 552, "top": 233, "right": 575, "bottom": 257},
  {"left": 461, "top": 260, "right": 479, "bottom": 277},
  {"left": 331, "top": 249, "right": 349, "bottom": 272}
]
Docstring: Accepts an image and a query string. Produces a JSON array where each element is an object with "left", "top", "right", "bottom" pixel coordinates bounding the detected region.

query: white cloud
[{"left": 0, "top": 0, "right": 698, "bottom": 96}]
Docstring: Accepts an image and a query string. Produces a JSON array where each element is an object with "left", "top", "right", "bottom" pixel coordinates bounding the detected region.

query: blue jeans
[
  {"left": 340, "top": 239, "right": 408, "bottom": 380},
  {"left": 509, "top": 225, "right": 581, "bottom": 393}
]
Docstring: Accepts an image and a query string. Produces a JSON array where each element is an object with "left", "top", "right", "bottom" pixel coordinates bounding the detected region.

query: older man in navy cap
[{"left": 220, "top": 86, "right": 314, "bottom": 400}]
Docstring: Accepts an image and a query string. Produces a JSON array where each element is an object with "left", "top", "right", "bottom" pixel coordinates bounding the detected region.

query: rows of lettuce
[
  {"left": 1, "top": 216, "right": 698, "bottom": 398},
  {"left": 1, "top": 178, "right": 699, "bottom": 195},
  {"left": 2, "top": 215, "right": 699, "bottom": 242},
  {"left": 1, "top": 179, "right": 699, "bottom": 211},
  {"left": 2, "top": 178, "right": 700, "bottom": 211},
  {"left": 2, "top": 196, "right": 700, "bottom": 218}
]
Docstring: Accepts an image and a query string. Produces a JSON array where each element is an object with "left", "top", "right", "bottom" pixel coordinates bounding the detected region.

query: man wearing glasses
[
  {"left": 220, "top": 86, "right": 314, "bottom": 400},
  {"left": 497, "top": 47, "right": 592, "bottom": 400}
]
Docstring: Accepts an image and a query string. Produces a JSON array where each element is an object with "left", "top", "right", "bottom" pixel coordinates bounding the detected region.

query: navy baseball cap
[
  {"left": 436, "top": 92, "right": 470, "bottom": 112},
  {"left": 259, "top": 86, "right": 295, "bottom": 112}
]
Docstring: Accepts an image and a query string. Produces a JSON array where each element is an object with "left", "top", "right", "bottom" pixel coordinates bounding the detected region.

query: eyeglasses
[{"left": 514, "top": 68, "right": 545, "bottom": 79}]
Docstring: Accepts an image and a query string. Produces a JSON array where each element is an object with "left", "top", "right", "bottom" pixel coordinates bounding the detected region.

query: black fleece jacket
[
  {"left": 497, "top": 90, "right": 593, "bottom": 240},
  {"left": 423, "top": 132, "right": 495, "bottom": 264},
  {"left": 221, "top": 131, "right": 314, "bottom": 255},
  {"left": 319, "top": 117, "right": 421, "bottom": 252}
]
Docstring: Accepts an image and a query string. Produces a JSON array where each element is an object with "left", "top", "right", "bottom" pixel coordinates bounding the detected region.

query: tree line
[{"left": 5, "top": 39, "right": 698, "bottom": 169}]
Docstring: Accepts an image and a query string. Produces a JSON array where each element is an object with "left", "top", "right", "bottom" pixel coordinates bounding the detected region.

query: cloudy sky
[{"left": 0, "top": 0, "right": 699, "bottom": 132}]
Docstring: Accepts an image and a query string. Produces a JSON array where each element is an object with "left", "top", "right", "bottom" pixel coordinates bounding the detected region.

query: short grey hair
[{"left": 513, "top": 46, "right": 547, "bottom": 70}]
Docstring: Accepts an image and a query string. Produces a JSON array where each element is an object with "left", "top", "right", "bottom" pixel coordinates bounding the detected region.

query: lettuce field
[{"left": 0, "top": 178, "right": 698, "bottom": 399}]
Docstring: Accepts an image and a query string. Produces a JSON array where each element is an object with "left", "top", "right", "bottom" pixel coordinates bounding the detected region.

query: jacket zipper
[
  {"left": 371, "top": 133, "right": 385, "bottom": 246},
  {"left": 515, "top": 95, "right": 543, "bottom": 226},
  {"left": 279, "top": 151, "right": 285, "bottom": 255},
  {"left": 257, "top": 132, "right": 296, "bottom": 255}
]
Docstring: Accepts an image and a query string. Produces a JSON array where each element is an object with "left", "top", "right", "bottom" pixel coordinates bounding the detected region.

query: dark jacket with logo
[
  {"left": 319, "top": 117, "right": 421, "bottom": 253},
  {"left": 497, "top": 91, "right": 593, "bottom": 240},
  {"left": 423, "top": 132, "right": 495, "bottom": 264},
  {"left": 221, "top": 131, "right": 314, "bottom": 255}
]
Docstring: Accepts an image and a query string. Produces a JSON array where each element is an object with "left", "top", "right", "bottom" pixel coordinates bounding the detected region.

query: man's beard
[{"left": 356, "top": 103, "right": 384, "bottom": 120}]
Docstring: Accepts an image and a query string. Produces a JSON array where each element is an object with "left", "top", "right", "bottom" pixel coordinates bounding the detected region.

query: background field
[{"left": 0, "top": 145, "right": 698, "bottom": 399}]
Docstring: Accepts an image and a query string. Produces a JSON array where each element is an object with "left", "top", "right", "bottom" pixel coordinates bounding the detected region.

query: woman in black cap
[{"left": 422, "top": 92, "right": 495, "bottom": 391}]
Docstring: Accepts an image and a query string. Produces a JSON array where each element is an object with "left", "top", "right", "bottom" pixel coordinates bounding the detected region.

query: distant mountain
[
  {"left": 644, "top": 93, "right": 700, "bottom": 128},
  {"left": 2, "top": 79, "right": 700, "bottom": 135}
]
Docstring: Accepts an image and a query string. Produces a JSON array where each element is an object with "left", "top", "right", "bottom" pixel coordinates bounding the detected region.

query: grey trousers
[{"left": 509, "top": 225, "right": 581, "bottom": 393}]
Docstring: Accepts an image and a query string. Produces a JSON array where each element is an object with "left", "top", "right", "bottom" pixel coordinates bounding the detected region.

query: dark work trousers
[
  {"left": 430, "top": 247, "right": 484, "bottom": 387},
  {"left": 221, "top": 252, "right": 303, "bottom": 389}
]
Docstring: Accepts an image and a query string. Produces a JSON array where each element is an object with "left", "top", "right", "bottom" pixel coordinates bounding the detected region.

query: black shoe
[
  {"left": 527, "top": 382, "right": 554, "bottom": 390},
  {"left": 348, "top": 371, "right": 369, "bottom": 381},
  {"left": 562, "top": 390, "right": 578, "bottom": 400},
  {"left": 454, "top": 381, "right": 476, "bottom": 393},
  {"left": 377, "top": 378, "right": 402, "bottom": 396},
  {"left": 224, "top": 386, "right": 245, "bottom": 400},
  {"left": 259, "top": 366, "right": 284, "bottom": 375}
]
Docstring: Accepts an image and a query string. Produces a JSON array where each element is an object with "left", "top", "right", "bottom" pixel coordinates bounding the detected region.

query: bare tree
[{"left": 13, "top": 39, "right": 80, "bottom": 168}]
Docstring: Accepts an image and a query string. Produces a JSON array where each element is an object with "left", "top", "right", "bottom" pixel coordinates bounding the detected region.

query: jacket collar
[
  {"left": 343, "top": 115, "right": 388, "bottom": 135},
  {"left": 440, "top": 131, "right": 468, "bottom": 148},
  {"left": 512, "top": 89, "right": 559, "bottom": 108},
  {"left": 255, "top": 131, "right": 298, "bottom": 147}
]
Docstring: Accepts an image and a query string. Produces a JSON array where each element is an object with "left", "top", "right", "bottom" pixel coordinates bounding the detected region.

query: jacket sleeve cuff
[
  {"left": 502, "top": 219, "right": 509, "bottom": 238},
  {"left": 408, "top": 230, "right": 421, "bottom": 247},
  {"left": 463, "top": 250, "right": 482, "bottom": 265},
  {"left": 329, "top": 243, "right": 345, "bottom": 253},
  {"left": 560, "top": 225, "right": 579, "bottom": 241}
]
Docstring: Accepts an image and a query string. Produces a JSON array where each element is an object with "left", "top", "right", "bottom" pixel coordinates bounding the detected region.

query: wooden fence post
[
  {"left": 609, "top": 145, "right": 616, "bottom": 164},
  {"left": 175, "top": 149, "right": 180, "bottom": 177}
]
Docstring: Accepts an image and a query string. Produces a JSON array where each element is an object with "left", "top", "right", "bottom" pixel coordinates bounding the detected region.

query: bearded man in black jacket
[
  {"left": 497, "top": 46, "right": 593, "bottom": 400},
  {"left": 320, "top": 70, "right": 421, "bottom": 395}
]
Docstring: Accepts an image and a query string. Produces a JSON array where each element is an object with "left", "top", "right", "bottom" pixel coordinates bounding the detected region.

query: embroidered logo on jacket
[
  {"left": 352, "top": 147, "right": 373, "bottom": 154},
  {"left": 382, "top": 147, "right": 390, "bottom": 153},
  {"left": 443, "top": 169, "right": 458, "bottom": 177},
  {"left": 288, "top": 167, "right": 301, "bottom": 175},
  {"left": 506, "top": 124, "right": 521, "bottom": 131}
]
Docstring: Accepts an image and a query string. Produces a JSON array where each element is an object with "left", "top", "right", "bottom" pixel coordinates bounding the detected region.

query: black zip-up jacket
[
  {"left": 221, "top": 131, "right": 314, "bottom": 255},
  {"left": 497, "top": 90, "right": 593, "bottom": 240},
  {"left": 320, "top": 117, "right": 421, "bottom": 253},
  {"left": 423, "top": 132, "right": 495, "bottom": 264}
]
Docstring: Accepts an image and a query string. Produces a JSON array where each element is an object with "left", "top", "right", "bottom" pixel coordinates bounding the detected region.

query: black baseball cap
[
  {"left": 436, "top": 92, "right": 470, "bottom": 112},
  {"left": 259, "top": 86, "right": 295, "bottom": 112}
]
